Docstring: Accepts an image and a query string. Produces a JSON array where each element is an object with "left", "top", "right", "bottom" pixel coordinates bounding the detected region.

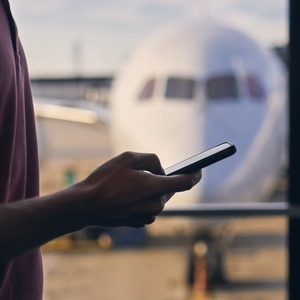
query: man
[{"left": 0, "top": 0, "right": 202, "bottom": 299}]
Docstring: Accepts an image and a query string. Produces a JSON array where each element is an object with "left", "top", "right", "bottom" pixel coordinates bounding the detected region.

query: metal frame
[
  {"left": 288, "top": 0, "right": 300, "bottom": 298},
  {"left": 161, "top": 1, "right": 299, "bottom": 298}
]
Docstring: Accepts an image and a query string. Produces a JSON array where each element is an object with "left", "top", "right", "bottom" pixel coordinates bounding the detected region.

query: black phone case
[{"left": 165, "top": 143, "right": 237, "bottom": 176}]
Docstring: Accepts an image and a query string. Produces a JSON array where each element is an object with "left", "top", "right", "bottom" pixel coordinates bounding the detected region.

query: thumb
[{"left": 159, "top": 170, "right": 202, "bottom": 194}]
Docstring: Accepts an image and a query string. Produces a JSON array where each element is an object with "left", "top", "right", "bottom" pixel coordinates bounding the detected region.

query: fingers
[
  {"left": 130, "top": 216, "right": 156, "bottom": 227},
  {"left": 88, "top": 152, "right": 202, "bottom": 229},
  {"left": 120, "top": 152, "right": 165, "bottom": 175},
  {"left": 127, "top": 196, "right": 166, "bottom": 227},
  {"left": 127, "top": 171, "right": 202, "bottom": 225},
  {"left": 150, "top": 170, "right": 202, "bottom": 196},
  {"left": 119, "top": 152, "right": 202, "bottom": 194},
  {"left": 105, "top": 215, "right": 156, "bottom": 228}
]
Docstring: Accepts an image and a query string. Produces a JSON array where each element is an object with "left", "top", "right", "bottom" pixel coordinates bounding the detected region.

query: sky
[{"left": 9, "top": 0, "right": 288, "bottom": 77}]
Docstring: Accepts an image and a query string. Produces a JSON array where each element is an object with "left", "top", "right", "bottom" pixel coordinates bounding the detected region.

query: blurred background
[{"left": 11, "top": 0, "right": 289, "bottom": 299}]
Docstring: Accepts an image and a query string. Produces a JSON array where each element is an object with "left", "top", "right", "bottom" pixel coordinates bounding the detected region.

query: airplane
[
  {"left": 106, "top": 20, "right": 288, "bottom": 285},
  {"left": 33, "top": 20, "right": 288, "bottom": 287},
  {"left": 109, "top": 20, "right": 288, "bottom": 206}
]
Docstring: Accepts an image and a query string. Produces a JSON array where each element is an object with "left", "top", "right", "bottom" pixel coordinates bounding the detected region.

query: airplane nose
[{"left": 200, "top": 101, "right": 268, "bottom": 203}]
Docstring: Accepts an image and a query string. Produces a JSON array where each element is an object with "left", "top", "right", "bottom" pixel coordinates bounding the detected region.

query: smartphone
[{"left": 164, "top": 142, "right": 237, "bottom": 176}]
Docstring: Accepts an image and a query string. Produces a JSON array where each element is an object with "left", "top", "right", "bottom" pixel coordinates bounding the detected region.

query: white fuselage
[{"left": 110, "top": 22, "right": 288, "bottom": 207}]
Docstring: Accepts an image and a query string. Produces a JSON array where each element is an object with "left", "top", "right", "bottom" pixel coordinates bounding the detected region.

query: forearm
[
  {"left": 0, "top": 151, "right": 201, "bottom": 264},
  {"left": 0, "top": 185, "right": 87, "bottom": 264}
]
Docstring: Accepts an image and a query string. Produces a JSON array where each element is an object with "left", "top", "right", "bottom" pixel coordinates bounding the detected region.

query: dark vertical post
[{"left": 288, "top": 0, "right": 300, "bottom": 299}]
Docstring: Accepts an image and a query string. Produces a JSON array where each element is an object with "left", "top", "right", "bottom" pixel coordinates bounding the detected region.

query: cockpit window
[
  {"left": 206, "top": 75, "right": 238, "bottom": 100},
  {"left": 138, "top": 78, "right": 155, "bottom": 100},
  {"left": 165, "top": 77, "right": 195, "bottom": 100},
  {"left": 246, "top": 75, "right": 265, "bottom": 100}
]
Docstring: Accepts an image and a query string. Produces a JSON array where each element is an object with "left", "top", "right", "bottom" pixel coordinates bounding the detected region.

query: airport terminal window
[
  {"left": 138, "top": 78, "right": 156, "bottom": 100},
  {"left": 165, "top": 77, "right": 195, "bottom": 100},
  {"left": 206, "top": 75, "right": 238, "bottom": 100},
  {"left": 245, "top": 75, "right": 266, "bottom": 100}
]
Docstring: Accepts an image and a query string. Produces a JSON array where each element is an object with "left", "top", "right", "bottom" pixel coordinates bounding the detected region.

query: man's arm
[{"left": 0, "top": 151, "right": 201, "bottom": 264}]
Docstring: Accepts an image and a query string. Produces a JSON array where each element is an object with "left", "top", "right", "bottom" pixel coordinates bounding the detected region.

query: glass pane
[
  {"left": 13, "top": 0, "right": 288, "bottom": 299},
  {"left": 206, "top": 75, "right": 239, "bottom": 100},
  {"left": 138, "top": 78, "right": 156, "bottom": 100},
  {"left": 246, "top": 75, "right": 266, "bottom": 100},
  {"left": 165, "top": 77, "right": 195, "bottom": 100}
]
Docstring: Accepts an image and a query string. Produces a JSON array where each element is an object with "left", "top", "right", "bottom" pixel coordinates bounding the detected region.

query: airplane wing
[
  {"left": 33, "top": 97, "right": 112, "bottom": 163},
  {"left": 33, "top": 97, "right": 110, "bottom": 126}
]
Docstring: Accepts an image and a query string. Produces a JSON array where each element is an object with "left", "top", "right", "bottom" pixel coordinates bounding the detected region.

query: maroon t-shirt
[{"left": 0, "top": 0, "right": 43, "bottom": 298}]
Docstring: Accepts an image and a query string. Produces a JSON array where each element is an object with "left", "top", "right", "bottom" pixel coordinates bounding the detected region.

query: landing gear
[{"left": 187, "top": 229, "right": 229, "bottom": 296}]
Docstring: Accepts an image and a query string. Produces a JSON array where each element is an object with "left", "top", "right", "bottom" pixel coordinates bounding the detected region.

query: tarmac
[{"left": 42, "top": 216, "right": 287, "bottom": 300}]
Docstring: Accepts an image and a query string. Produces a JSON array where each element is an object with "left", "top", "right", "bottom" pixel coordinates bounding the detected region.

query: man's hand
[
  {"left": 74, "top": 151, "right": 202, "bottom": 228},
  {"left": 0, "top": 151, "right": 201, "bottom": 263}
]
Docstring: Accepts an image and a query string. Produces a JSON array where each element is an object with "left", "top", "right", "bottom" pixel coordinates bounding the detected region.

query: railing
[{"left": 161, "top": 202, "right": 300, "bottom": 218}]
